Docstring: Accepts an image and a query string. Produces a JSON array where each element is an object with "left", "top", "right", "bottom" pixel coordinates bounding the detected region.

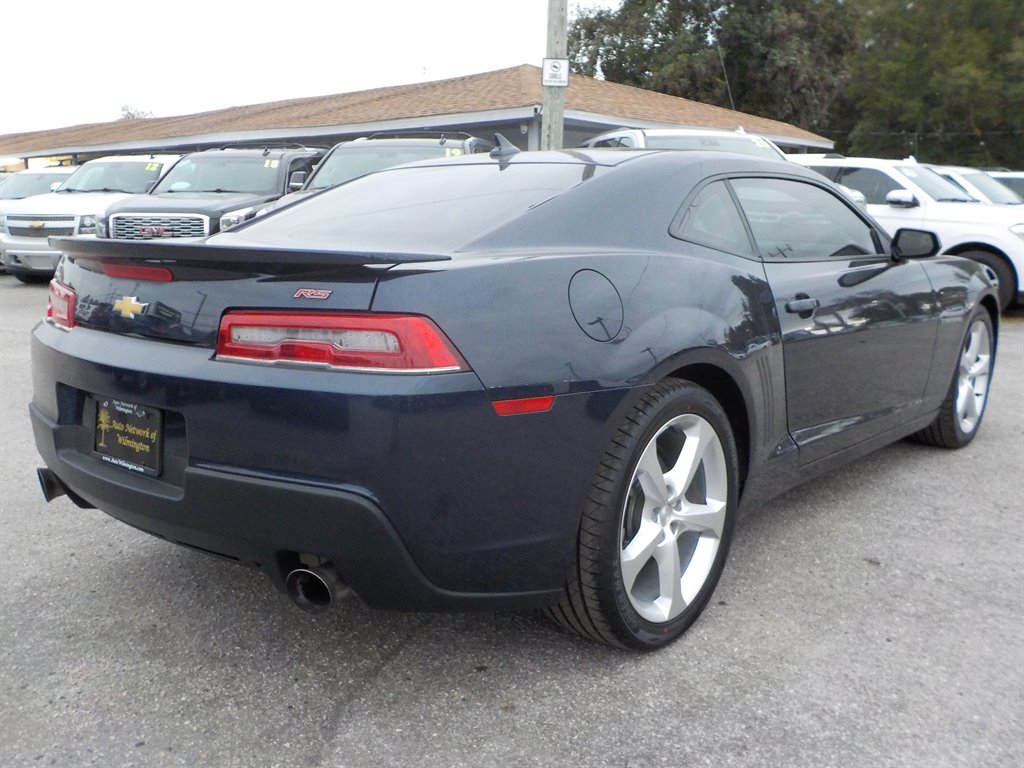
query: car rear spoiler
[{"left": 50, "top": 237, "right": 450, "bottom": 273}]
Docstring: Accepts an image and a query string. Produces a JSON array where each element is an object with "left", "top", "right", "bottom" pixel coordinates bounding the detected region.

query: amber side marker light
[{"left": 216, "top": 311, "right": 469, "bottom": 373}]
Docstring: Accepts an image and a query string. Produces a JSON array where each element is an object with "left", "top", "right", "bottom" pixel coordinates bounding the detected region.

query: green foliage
[
  {"left": 569, "top": 0, "right": 1024, "bottom": 166},
  {"left": 848, "top": 0, "right": 1023, "bottom": 165}
]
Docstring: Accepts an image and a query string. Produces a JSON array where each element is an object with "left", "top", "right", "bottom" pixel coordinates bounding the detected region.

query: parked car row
[{"left": 2, "top": 129, "right": 1022, "bottom": 310}]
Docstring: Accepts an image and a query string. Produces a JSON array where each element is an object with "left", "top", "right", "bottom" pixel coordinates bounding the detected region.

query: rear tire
[
  {"left": 547, "top": 380, "right": 738, "bottom": 650},
  {"left": 913, "top": 310, "right": 994, "bottom": 448}
]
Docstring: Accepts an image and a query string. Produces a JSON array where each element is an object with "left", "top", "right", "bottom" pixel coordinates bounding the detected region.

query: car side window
[
  {"left": 730, "top": 177, "right": 883, "bottom": 261},
  {"left": 674, "top": 180, "right": 754, "bottom": 257},
  {"left": 832, "top": 167, "right": 902, "bottom": 205}
]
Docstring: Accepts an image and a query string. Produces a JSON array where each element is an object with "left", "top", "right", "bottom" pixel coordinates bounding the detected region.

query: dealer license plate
[{"left": 93, "top": 398, "right": 162, "bottom": 476}]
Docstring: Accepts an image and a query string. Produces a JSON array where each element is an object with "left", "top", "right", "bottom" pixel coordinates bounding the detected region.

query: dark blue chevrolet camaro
[{"left": 31, "top": 149, "right": 998, "bottom": 650}]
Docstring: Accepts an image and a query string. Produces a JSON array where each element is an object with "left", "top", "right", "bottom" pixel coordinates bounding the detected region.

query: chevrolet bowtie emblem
[
  {"left": 29, "top": 221, "right": 45, "bottom": 229},
  {"left": 113, "top": 296, "right": 148, "bottom": 319}
]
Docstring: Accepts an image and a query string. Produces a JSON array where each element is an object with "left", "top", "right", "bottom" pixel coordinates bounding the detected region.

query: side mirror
[
  {"left": 886, "top": 189, "right": 918, "bottom": 208},
  {"left": 288, "top": 171, "right": 308, "bottom": 190},
  {"left": 891, "top": 228, "right": 940, "bottom": 260}
]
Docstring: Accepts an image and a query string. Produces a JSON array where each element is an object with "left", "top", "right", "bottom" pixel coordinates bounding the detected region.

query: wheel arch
[{"left": 663, "top": 362, "right": 751, "bottom": 491}]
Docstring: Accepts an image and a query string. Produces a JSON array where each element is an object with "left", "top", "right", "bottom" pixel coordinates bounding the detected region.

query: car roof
[
  {"left": 12, "top": 166, "right": 76, "bottom": 174},
  {"left": 788, "top": 155, "right": 918, "bottom": 168},
  {"left": 84, "top": 154, "right": 183, "bottom": 164}
]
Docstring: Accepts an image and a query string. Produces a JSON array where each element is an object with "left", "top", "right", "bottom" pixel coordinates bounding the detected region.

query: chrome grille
[
  {"left": 5, "top": 215, "right": 76, "bottom": 238},
  {"left": 9, "top": 226, "right": 74, "bottom": 237},
  {"left": 111, "top": 214, "right": 209, "bottom": 239}
]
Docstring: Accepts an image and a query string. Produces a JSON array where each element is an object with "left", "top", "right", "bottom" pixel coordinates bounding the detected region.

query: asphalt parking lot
[{"left": 1, "top": 274, "right": 1022, "bottom": 768}]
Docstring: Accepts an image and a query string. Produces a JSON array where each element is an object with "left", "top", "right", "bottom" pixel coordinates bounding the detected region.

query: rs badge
[{"left": 293, "top": 289, "right": 333, "bottom": 300}]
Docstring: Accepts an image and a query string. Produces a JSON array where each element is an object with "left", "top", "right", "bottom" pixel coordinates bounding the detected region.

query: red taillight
[
  {"left": 216, "top": 311, "right": 469, "bottom": 373},
  {"left": 47, "top": 280, "right": 76, "bottom": 329},
  {"left": 101, "top": 263, "right": 173, "bottom": 282}
]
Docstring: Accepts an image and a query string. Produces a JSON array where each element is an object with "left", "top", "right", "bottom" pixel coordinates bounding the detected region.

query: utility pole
[{"left": 541, "top": 0, "right": 568, "bottom": 150}]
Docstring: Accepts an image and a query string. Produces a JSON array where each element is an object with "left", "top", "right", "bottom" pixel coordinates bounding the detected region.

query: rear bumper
[
  {"left": 0, "top": 236, "right": 60, "bottom": 275},
  {"left": 30, "top": 321, "right": 632, "bottom": 610},
  {"left": 30, "top": 401, "right": 561, "bottom": 611}
]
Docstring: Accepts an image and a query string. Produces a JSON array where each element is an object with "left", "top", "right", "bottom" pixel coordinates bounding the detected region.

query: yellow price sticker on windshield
[
  {"left": 145, "top": 162, "right": 160, "bottom": 171},
  {"left": 264, "top": 159, "right": 280, "bottom": 168},
  {"left": 444, "top": 148, "right": 464, "bottom": 157}
]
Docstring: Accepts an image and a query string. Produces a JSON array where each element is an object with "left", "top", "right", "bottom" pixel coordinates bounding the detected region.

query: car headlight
[
  {"left": 95, "top": 216, "right": 108, "bottom": 238},
  {"left": 219, "top": 207, "right": 255, "bottom": 231},
  {"left": 78, "top": 214, "right": 98, "bottom": 235},
  {"left": 1011, "top": 223, "right": 1024, "bottom": 241},
  {"left": 0, "top": 214, "right": 7, "bottom": 235}
]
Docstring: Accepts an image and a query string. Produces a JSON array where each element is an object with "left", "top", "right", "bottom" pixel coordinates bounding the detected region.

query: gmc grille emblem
[{"left": 140, "top": 226, "right": 169, "bottom": 237}]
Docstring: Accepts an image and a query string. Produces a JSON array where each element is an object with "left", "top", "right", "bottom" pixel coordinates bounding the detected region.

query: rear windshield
[
  {"left": 222, "top": 161, "right": 601, "bottom": 252},
  {"left": 307, "top": 145, "right": 464, "bottom": 190},
  {"left": 153, "top": 155, "right": 281, "bottom": 195}
]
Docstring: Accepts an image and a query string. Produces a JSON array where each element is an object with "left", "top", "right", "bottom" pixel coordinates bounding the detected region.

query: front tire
[
  {"left": 547, "top": 380, "right": 738, "bottom": 650},
  {"left": 913, "top": 310, "right": 995, "bottom": 448}
]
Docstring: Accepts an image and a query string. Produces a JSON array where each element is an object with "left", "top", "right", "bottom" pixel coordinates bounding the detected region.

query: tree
[
  {"left": 568, "top": 0, "right": 862, "bottom": 132},
  {"left": 120, "top": 105, "right": 152, "bottom": 120},
  {"left": 847, "top": 0, "right": 1023, "bottom": 166}
]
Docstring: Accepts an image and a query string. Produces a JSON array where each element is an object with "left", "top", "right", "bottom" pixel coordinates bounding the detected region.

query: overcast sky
[{"left": 2, "top": 0, "right": 621, "bottom": 136}]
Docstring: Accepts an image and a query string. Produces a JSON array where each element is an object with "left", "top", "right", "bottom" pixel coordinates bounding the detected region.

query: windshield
[
  {"left": 306, "top": 145, "right": 459, "bottom": 190},
  {"left": 896, "top": 165, "right": 975, "bottom": 202},
  {"left": 643, "top": 134, "right": 785, "bottom": 160},
  {"left": 0, "top": 171, "right": 73, "bottom": 199},
  {"left": 960, "top": 171, "right": 1023, "bottom": 204},
  {"left": 221, "top": 161, "right": 600, "bottom": 252},
  {"left": 59, "top": 161, "right": 166, "bottom": 194},
  {"left": 152, "top": 155, "right": 281, "bottom": 194}
]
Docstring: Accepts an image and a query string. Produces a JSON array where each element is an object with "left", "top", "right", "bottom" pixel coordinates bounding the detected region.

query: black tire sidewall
[{"left": 603, "top": 381, "right": 739, "bottom": 648}]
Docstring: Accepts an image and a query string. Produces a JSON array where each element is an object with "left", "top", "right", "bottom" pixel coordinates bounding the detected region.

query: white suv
[
  {"left": 790, "top": 155, "right": 1024, "bottom": 309},
  {"left": 0, "top": 154, "right": 180, "bottom": 283}
]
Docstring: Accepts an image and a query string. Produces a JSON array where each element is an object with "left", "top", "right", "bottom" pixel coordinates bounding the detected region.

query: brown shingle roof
[{"left": 0, "top": 65, "right": 828, "bottom": 157}]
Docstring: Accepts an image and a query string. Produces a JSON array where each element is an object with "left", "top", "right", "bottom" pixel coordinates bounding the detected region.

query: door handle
[{"left": 785, "top": 297, "right": 820, "bottom": 314}]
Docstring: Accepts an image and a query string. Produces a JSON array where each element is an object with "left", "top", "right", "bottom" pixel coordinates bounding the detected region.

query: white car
[
  {"left": 790, "top": 155, "right": 1024, "bottom": 309},
  {"left": 581, "top": 127, "right": 788, "bottom": 160},
  {"left": 0, "top": 155, "right": 180, "bottom": 283},
  {"left": 989, "top": 171, "right": 1024, "bottom": 199},
  {"left": 929, "top": 165, "right": 1023, "bottom": 205},
  {"left": 0, "top": 166, "right": 77, "bottom": 201}
]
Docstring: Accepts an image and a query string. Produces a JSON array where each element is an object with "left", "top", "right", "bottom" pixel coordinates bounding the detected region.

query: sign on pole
[{"left": 542, "top": 58, "right": 570, "bottom": 87}]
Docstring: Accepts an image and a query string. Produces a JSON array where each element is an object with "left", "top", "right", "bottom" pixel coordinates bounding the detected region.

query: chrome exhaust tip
[{"left": 285, "top": 564, "right": 350, "bottom": 613}]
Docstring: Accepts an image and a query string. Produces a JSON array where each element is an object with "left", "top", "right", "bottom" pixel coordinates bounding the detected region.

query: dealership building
[{"left": 0, "top": 64, "right": 832, "bottom": 169}]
